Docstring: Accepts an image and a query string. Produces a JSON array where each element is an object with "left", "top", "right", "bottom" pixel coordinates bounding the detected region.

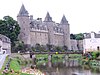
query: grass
[
  {"left": 36, "top": 54, "right": 48, "bottom": 65},
  {"left": 52, "top": 54, "right": 65, "bottom": 63},
  {"left": 8, "top": 58, "right": 32, "bottom": 75},
  {"left": 36, "top": 54, "right": 48, "bottom": 58},
  {"left": 0, "top": 54, "right": 33, "bottom": 75},
  {"left": 36, "top": 54, "right": 82, "bottom": 64},
  {"left": 36, "top": 54, "right": 65, "bottom": 65},
  {"left": 10, "top": 59, "right": 21, "bottom": 72},
  {"left": 69, "top": 54, "right": 82, "bottom": 58},
  {"left": 20, "top": 73, "right": 33, "bottom": 75},
  {"left": 0, "top": 53, "right": 82, "bottom": 75}
]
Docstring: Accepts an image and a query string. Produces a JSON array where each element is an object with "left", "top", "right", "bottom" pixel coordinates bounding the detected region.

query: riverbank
[
  {"left": 82, "top": 51, "right": 100, "bottom": 66},
  {"left": 1, "top": 52, "right": 99, "bottom": 75},
  {"left": 0, "top": 53, "right": 44, "bottom": 75}
]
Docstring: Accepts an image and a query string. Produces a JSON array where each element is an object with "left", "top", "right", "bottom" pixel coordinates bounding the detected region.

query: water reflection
[{"left": 36, "top": 59, "right": 100, "bottom": 75}]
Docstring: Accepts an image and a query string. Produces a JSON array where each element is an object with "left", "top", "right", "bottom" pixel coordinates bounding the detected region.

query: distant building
[
  {"left": 17, "top": 4, "right": 71, "bottom": 50},
  {"left": 0, "top": 34, "right": 11, "bottom": 55},
  {"left": 83, "top": 31, "right": 100, "bottom": 53},
  {"left": 70, "top": 40, "right": 83, "bottom": 51}
]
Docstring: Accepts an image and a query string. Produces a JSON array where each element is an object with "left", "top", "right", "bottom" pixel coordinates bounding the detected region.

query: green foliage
[
  {"left": 35, "top": 43, "right": 42, "bottom": 52},
  {"left": 21, "top": 73, "right": 32, "bottom": 75},
  {"left": 70, "top": 33, "right": 84, "bottom": 40},
  {"left": 36, "top": 54, "right": 48, "bottom": 58},
  {"left": 75, "top": 33, "right": 84, "bottom": 40},
  {"left": 46, "top": 44, "right": 53, "bottom": 51},
  {"left": 91, "top": 52, "right": 100, "bottom": 59},
  {"left": 52, "top": 54, "right": 65, "bottom": 63},
  {"left": 15, "top": 42, "right": 25, "bottom": 52},
  {"left": 0, "top": 16, "right": 20, "bottom": 46},
  {"left": 36, "top": 54, "right": 48, "bottom": 65},
  {"left": 55, "top": 46, "right": 62, "bottom": 52},
  {"left": 10, "top": 59, "right": 21, "bottom": 72},
  {"left": 63, "top": 45, "right": 68, "bottom": 51},
  {"left": 70, "top": 34, "right": 76, "bottom": 39},
  {"left": 14, "top": 41, "right": 32, "bottom": 53},
  {"left": 31, "top": 47, "right": 35, "bottom": 52},
  {"left": 69, "top": 54, "right": 82, "bottom": 58}
]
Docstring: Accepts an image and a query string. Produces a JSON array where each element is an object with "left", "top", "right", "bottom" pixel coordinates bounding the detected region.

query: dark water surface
[{"left": 36, "top": 60, "right": 100, "bottom": 75}]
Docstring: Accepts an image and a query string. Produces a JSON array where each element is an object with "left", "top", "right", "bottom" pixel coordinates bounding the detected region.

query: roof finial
[
  {"left": 60, "top": 15, "right": 68, "bottom": 24},
  {"left": 44, "top": 12, "right": 52, "bottom": 22},
  {"left": 17, "top": 4, "right": 29, "bottom": 16}
]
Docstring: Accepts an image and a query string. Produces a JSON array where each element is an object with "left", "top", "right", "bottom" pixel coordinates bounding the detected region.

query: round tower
[
  {"left": 60, "top": 15, "right": 71, "bottom": 50},
  {"left": 17, "top": 4, "right": 30, "bottom": 45},
  {"left": 44, "top": 12, "right": 54, "bottom": 45}
]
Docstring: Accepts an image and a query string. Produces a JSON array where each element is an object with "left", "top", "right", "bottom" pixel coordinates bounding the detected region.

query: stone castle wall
[
  {"left": 17, "top": 4, "right": 71, "bottom": 50},
  {"left": 30, "top": 29, "right": 49, "bottom": 46},
  {"left": 30, "top": 28, "right": 64, "bottom": 47},
  {"left": 54, "top": 33, "right": 64, "bottom": 46}
]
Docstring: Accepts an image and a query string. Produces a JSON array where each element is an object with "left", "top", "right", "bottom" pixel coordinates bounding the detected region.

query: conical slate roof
[
  {"left": 44, "top": 12, "right": 52, "bottom": 22},
  {"left": 18, "top": 4, "right": 29, "bottom": 16},
  {"left": 60, "top": 15, "right": 68, "bottom": 24}
]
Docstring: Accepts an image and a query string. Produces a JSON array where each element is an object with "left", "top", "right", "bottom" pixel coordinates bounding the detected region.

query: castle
[{"left": 17, "top": 4, "right": 71, "bottom": 50}]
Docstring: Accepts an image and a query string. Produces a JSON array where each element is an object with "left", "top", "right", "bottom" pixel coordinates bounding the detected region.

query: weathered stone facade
[
  {"left": 0, "top": 34, "right": 11, "bottom": 55},
  {"left": 17, "top": 4, "right": 71, "bottom": 50}
]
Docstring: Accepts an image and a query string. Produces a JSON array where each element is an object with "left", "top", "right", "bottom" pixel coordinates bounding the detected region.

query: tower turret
[
  {"left": 60, "top": 15, "right": 68, "bottom": 25},
  {"left": 44, "top": 12, "right": 52, "bottom": 22},
  {"left": 44, "top": 12, "right": 54, "bottom": 45},
  {"left": 18, "top": 4, "right": 29, "bottom": 16},
  {"left": 17, "top": 4, "right": 30, "bottom": 45},
  {"left": 60, "top": 15, "right": 71, "bottom": 50}
]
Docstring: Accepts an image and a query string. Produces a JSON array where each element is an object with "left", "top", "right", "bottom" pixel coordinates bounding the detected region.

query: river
[{"left": 35, "top": 59, "right": 100, "bottom": 75}]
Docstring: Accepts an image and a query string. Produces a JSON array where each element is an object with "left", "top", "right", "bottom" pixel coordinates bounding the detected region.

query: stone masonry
[{"left": 17, "top": 4, "right": 71, "bottom": 50}]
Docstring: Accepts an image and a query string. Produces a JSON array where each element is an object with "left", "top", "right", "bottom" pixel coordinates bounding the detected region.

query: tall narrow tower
[
  {"left": 17, "top": 4, "right": 30, "bottom": 45},
  {"left": 44, "top": 12, "right": 54, "bottom": 45},
  {"left": 60, "top": 15, "right": 71, "bottom": 50}
]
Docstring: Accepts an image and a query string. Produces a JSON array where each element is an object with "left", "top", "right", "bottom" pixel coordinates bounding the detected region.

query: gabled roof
[
  {"left": 44, "top": 12, "right": 52, "bottom": 22},
  {"left": 60, "top": 15, "right": 68, "bottom": 25},
  {"left": 18, "top": 4, "right": 29, "bottom": 16}
]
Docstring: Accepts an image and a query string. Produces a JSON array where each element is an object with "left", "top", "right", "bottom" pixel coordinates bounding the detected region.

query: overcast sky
[{"left": 0, "top": 0, "right": 100, "bottom": 34}]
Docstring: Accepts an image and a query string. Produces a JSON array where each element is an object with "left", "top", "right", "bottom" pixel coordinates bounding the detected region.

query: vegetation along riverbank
[{"left": 0, "top": 51, "right": 100, "bottom": 75}]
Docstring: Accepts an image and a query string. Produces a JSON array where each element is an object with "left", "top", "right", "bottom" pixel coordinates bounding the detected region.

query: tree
[
  {"left": 35, "top": 43, "right": 41, "bottom": 52},
  {"left": 55, "top": 46, "right": 62, "bottom": 52},
  {"left": 70, "top": 34, "right": 76, "bottom": 39},
  {"left": 14, "top": 41, "right": 32, "bottom": 53},
  {"left": 46, "top": 44, "right": 53, "bottom": 52},
  {"left": 63, "top": 45, "right": 68, "bottom": 51},
  {"left": 75, "top": 33, "right": 84, "bottom": 40},
  {"left": 0, "top": 16, "right": 20, "bottom": 46}
]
